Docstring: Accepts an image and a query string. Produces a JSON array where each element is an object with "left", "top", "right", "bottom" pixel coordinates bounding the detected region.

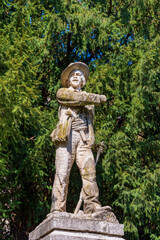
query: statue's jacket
[{"left": 51, "top": 88, "right": 101, "bottom": 146}]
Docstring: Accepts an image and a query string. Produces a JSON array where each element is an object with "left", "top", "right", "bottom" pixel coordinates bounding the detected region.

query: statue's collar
[{"left": 68, "top": 86, "right": 82, "bottom": 92}]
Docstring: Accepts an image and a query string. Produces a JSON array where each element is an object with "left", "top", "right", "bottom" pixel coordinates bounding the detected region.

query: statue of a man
[{"left": 50, "top": 62, "right": 111, "bottom": 216}]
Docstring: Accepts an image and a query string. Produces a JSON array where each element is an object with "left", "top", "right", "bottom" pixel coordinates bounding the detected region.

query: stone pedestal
[{"left": 29, "top": 213, "right": 125, "bottom": 240}]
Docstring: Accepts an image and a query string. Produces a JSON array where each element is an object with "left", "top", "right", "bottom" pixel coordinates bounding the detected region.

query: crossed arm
[{"left": 57, "top": 88, "right": 106, "bottom": 106}]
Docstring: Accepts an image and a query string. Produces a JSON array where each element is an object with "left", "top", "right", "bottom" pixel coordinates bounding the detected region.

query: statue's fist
[{"left": 100, "top": 95, "right": 106, "bottom": 103}]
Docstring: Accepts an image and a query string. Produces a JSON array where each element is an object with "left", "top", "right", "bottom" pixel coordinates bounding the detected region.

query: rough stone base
[{"left": 29, "top": 212, "right": 125, "bottom": 240}]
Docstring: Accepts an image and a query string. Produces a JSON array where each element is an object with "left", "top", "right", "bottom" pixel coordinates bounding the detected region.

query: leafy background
[{"left": 0, "top": 0, "right": 160, "bottom": 239}]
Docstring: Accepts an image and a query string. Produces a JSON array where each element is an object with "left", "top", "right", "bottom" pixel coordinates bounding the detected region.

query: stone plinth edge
[{"left": 29, "top": 213, "right": 124, "bottom": 240}]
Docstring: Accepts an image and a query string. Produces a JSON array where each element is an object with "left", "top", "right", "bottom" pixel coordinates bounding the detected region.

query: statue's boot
[
  {"left": 94, "top": 206, "right": 112, "bottom": 212},
  {"left": 92, "top": 206, "right": 118, "bottom": 223}
]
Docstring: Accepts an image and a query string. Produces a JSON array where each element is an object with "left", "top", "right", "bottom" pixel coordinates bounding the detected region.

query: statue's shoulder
[
  {"left": 57, "top": 88, "right": 71, "bottom": 97},
  {"left": 57, "top": 87, "right": 69, "bottom": 94}
]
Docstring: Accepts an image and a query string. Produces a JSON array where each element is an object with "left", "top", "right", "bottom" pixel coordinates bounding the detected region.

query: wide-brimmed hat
[{"left": 60, "top": 62, "right": 89, "bottom": 87}]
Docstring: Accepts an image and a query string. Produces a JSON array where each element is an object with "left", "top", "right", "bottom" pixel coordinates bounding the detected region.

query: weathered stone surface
[
  {"left": 42, "top": 231, "right": 124, "bottom": 240},
  {"left": 29, "top": 213, "right": 124, "bottom": 240}
]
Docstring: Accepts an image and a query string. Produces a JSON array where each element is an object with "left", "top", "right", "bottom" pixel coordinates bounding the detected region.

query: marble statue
[{"left": 50, "top": 62, "right": 116, "bottom": 221}]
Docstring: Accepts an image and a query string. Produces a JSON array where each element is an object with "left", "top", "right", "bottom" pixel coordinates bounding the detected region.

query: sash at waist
[{"left": 72, "top": 115, "right": 87, "bottom": 131}]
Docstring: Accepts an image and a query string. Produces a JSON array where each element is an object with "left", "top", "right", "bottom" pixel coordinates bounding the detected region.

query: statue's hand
[{"left": 99, "top": 95, "right": 106, "bottom": 103}]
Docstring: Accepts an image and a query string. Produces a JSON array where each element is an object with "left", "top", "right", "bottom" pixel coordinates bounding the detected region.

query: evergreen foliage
[{"left": 0, "top": 1, "right": 159, "bottom": 239}]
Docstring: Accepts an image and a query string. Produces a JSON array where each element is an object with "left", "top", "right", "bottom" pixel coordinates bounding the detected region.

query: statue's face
[{"left": 69, "top": 70, "right": 85, "bottom": 90}]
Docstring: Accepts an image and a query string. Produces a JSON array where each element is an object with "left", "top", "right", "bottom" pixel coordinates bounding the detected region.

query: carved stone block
[{"left": 29, "top": 213, "right": 125, "bottom": 240}]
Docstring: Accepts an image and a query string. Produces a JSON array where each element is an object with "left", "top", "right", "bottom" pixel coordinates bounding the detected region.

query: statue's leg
[
  {"left": 50, "top": 131, "right": 76, "bottom": 212},
  {"left": 76, "top": 133, "right": 101, "bottom": 214}
]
